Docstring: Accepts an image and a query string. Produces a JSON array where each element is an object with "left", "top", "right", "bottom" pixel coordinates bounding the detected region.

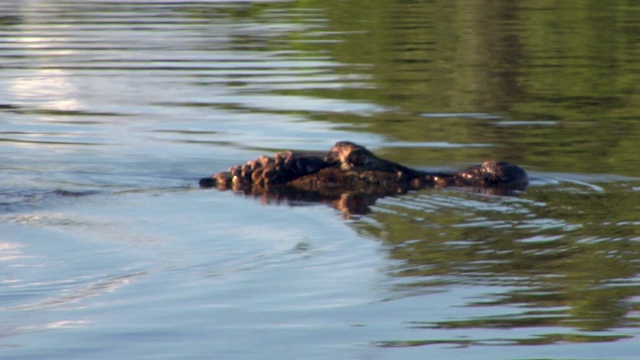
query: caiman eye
[{"left": 347, "top": 151, "right": 366, "bottom": 166}]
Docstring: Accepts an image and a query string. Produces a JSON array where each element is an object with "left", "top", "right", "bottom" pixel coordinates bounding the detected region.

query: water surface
[{"left": 1, "top": 1, "right": 639, "bottom": 359}]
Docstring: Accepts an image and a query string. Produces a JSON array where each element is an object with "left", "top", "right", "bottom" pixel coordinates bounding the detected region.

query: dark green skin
[{"left": 199, "top": 141, "right": 529, "bottom": 194}]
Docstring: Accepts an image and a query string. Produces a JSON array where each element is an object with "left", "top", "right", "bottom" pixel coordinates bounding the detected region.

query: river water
[{"left": 1, "top": 1, "right": 639, "bottom": 359}]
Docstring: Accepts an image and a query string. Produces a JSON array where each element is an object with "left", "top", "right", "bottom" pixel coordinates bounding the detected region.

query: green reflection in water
[
  {"left": 270, "top": 0, "right": 640, "bottom": 176},
  {"left": 353, "top": 181, "right": 640, "bottom": 345},
  {"left": 376, "top": 332, "right": 631, "bottom": 348}
]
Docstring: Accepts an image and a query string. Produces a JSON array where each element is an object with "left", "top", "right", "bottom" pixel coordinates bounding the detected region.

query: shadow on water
[
  {"left": 202, "top": 179, "right": 527, "bottom": 219},
  {"left": 0, "top": 189, "right": 99, "bottom": 214}
]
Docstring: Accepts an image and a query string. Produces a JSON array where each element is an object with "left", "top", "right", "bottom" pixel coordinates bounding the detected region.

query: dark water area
[{"left": 1, "top": 1, "right": 639, "bottom": 359}]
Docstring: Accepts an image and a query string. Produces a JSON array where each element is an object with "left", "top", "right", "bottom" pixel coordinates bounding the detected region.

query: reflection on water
[
  {"left": 1, "top": 1, "right": 640, "bottom": 359},
  {"left": 360, "top": 180, "right": 640, "bottom": 346}
]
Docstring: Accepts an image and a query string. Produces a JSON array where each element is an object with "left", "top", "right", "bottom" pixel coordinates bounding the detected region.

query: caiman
[
  {"left": 199, "top": 141, "right": 528, "bottom": 216},
  {"left": 199, "top": 142, "right": 528, "bottom": 209}
]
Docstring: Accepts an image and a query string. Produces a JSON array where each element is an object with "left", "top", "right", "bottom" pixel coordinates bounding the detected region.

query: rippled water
[{"left": 2, "top": 1, "right": 640, "bottom": 359}]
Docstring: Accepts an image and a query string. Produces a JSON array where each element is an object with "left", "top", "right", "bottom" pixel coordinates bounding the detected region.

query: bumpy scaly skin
[
  {"left": 199, "top": 141, "right": 529, "bottom": 193},
  {"left": 200, "top": 141, "right": 529, "bottom": 194}
]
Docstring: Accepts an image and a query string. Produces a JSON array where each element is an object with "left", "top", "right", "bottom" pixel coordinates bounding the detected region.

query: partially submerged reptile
[{"left": 199, "top": 141, "right": 528, "bottom": 195}]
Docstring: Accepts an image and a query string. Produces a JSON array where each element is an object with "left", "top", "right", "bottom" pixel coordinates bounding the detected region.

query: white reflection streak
[
  {"left": 11, "top": 69, "right": 80, "bottom": 112},
  {"left": 17, "top": 320, "right": 91, "bottom": 332},
  {"left": 0, "top": 241, "right": 32, "bottom": 261},
  {"left": 11, "top": 272, "right": 145, "bottom": 311},
  {"left": 8, "top": 6, "right": 80, "bottom": 114}
]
